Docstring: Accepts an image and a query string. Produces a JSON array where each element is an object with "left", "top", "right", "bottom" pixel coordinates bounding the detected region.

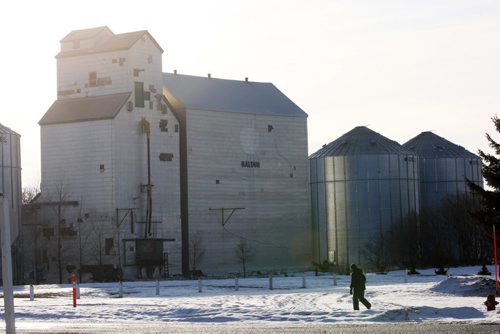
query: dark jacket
[{"left": 350, "top": 267, "right": 366, "bottom": 291}]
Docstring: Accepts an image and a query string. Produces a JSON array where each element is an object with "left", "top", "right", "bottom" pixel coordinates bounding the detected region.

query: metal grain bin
[
  {"left": 0, "top": 123, "right": 21, "bottom": 237},
  {"left": 310, "top": 127, "right": 419, "bottom": 270},
  {"left": 403, "top": 131, "right": 482, "bottom": 210},
  {"left": 0, "top": 123, "right": 22, "bottom": 280}
]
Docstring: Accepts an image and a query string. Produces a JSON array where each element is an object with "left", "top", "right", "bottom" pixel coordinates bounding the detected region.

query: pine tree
[{"left": 467, "top": 116, "right": 500, "bottom": 228}]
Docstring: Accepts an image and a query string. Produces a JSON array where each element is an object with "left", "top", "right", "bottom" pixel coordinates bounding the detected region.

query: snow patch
[{"left": 431, "top": 276, "right": 496, "bottom": 297}]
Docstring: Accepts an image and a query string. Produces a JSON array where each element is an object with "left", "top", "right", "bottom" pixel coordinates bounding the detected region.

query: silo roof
[
  {"left": 309, "top": 126, "right": 411, "bottom": 158},
  {"left": 403, "top": 131, "right": 479, "bottom": 159},
  {"left": 57, "top": 28, "right": 163, "bottom": 58},
  {"left": 163, "top": 73, "right": 307, "bottom": 118},
  {"left": 39, "top": 92, "right": 131, "bottom": 125},
  {"left": 0, "top": 123, "right": 19, "bottom": 136}
]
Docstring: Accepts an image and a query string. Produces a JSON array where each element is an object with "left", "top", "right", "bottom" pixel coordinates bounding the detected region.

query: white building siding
[
  {"left": 40, "top": 120, "right": 115, "bottom": 211},
  {"left": 185, "top": 109, "right": 311, "bottom": 274},
  {"left": 57, "top": 50, "right": 130, "bottom": 99}
]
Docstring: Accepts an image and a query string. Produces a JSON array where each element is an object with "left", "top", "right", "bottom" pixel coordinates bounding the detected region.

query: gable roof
[
  {"left": 310, "top": 126, "right": 411, "bottom": 158},
  {"left": 403, "top": 131, "right": 479, "bottom": 159},
  {"left": 39, "top": 92, "right": 131, "bottom": 125},
  {"left": 0, "top": 123, "right": 19, "bottom": 136},
  {"left": 163, "top": 73, "right": 307, "bottom": 118},
  {"left": 57, "top": 28, "right": 163, "bottom": 58},
  {"left": 60, "top": 26, "right": 112, "bottom": 42}
]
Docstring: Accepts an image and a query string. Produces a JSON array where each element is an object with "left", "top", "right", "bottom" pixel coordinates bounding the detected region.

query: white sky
[{"left": 2, "top": 0, "right": 500, "bottom": 187}]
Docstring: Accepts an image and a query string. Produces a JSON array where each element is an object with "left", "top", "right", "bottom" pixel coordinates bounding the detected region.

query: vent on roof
[
  {"left": 245, "top": 77, "right": 248, "bottom": 82},
  {"left": 174, "top": 69, "right": 177, "bottom": 75},
  {"left": 208, "top": 73, "right": 211, "bottom": 79}
]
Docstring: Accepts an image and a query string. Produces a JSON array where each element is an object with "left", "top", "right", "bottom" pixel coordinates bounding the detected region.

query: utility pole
[
  {"left": 140, "top": 118, "right": 153, "bottom": 238},
  {"left": 1, "top": 194, "right": 16, "bottom": 333}
]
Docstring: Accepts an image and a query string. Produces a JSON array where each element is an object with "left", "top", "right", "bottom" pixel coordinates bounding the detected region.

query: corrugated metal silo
[
  {"left": 403, "top": 131, "right": 482, "bottom": 210},
  {"left": 0, "top": 123, "right": 21, "bottom": 236},
  {"left": 0, "top": 123, "right": 22, "bottom": 281},
  {"left": 310, "top": 126, "right": 420, "bottom": 270}
]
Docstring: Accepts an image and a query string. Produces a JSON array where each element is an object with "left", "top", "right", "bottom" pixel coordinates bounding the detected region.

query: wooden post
[
  {"left": 119, "top": 281, "right": 123, "bottom": 298},
  {"left": 302, "top": 274, "right": 306, "bottom": 289},
  {"left": 235, "top": 277, "right": 239, "bottom": 291},
  {"left": 156, "top": 280, "right": 160, "bottom": 296},
  {"left": 198, "top": 277, "right": 202, "bottom": 293},
  {"left": 29, "top": 285, "right": 34, "bottom": 301},
  {"left": 269, "top": 274, "right": 273, "bottom": 290}
]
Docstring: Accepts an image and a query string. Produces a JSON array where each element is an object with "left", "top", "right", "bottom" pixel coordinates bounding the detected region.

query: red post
[
  {"left": 72, "top": 273, "right": 77, "bottom": 308},
  {"left": 494, "top": 225, "right": 499, "bottom": 294}
]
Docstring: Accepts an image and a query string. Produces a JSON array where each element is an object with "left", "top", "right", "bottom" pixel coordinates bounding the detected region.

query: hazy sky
[{"left": 2, "top": 0, "right": 499, "bottom": 187}]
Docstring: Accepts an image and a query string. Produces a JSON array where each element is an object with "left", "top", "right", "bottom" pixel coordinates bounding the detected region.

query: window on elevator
[{"left": 135, "top": 82, "right": 145, "bottom": 108}]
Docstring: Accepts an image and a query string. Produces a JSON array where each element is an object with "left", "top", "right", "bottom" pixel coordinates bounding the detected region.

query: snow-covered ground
[{"left": 2, "top": 266, "right": 500, "bottom": 331}]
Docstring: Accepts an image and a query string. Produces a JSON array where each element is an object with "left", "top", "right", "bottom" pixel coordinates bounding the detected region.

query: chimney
[
  {"left": 208, "top": 73, "right": 211, "bottom": 79},
  {"left": 174, "top": 69, "right": 177, "bottom": 75},
  {"left": 245, "top": 77, "right": 248, "bottom": 82}
]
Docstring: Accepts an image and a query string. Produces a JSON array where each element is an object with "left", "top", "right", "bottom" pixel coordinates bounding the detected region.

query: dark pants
[{"left": 353, "top": 289, "right": 371, "bottom": 310}]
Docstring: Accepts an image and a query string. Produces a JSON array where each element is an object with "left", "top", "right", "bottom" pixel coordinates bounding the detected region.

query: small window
[
  {"left": 133, "top": 69, "right": 144, "bottom": 77},
  {"left": 100, "top": 164, "right": 105, "bottom": 172},
  {"left": 159, "top": 153, "right": 174, "bottom": 161},
  {"left": 160, "top": 103, "right": 168, "bottom": 114},
  {"left": 174, "top": 124, "right": 179, "bottom": 133},
  {"left": 105, "top": 238, "right": 114, "bottom": 255},
  {"left": 134, "top": 82, "right": 145, "bottom": 108},
  {"left": 159, "top": 119, "right": 168, "bottom": 132},
  {"left": 215, "top": 180, "right": 220, "bottom": 184},
  {"left": 268, "top": 125, "right": 274, "bottom": 132},
  {"left": 112, "top": 58, "right": 118, "bottom": 64},
  {"left": 89, "top": 72, "right": 97, "bottom": 87}
]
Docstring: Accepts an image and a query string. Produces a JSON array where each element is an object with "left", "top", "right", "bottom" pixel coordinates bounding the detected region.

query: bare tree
[
  {"left": 81, "top": 215, "right": 111, "bottom": 265},
  {"left": 44, "top": 183, "right": 78, "bottom": 283},
  {"left": 385, "top": 212, "right": 420, "bottom": 270},
  {"left": 363, "top": 239, "right": 388, "bottom": 272},
  {"left": 235, "top": 239, "right": 256, "bottom": 278},
  {"left": 54, "top": 184, "right": 70, "bottom": 284},
  {"left": 22, "top": 184, "right": 40, "bottom": 205},
  {"left": 189, "top": 231, "right": 206, "bottom": 273}
]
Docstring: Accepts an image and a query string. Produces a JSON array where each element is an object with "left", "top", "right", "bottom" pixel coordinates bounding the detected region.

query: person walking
[{"left": 350, "top": 264, "right": 371, "bottom": 310}]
